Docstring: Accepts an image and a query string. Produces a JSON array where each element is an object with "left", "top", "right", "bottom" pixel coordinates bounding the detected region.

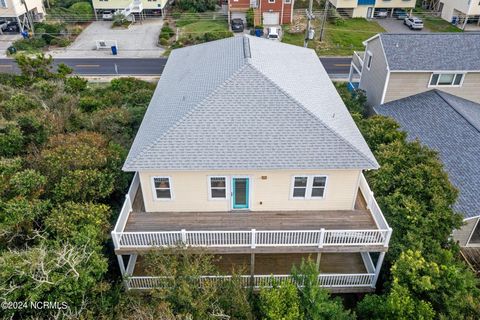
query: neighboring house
[
  {"left": 349, "top": 33, "right": 480, "bottom": 107},
  {"left": 111, "top": 35, "right": 392, "bottom": 292},
  {"left": 228, "top": 0, "right": 294, "bottom": 26},
  {"left": 0, "top": 0, "right": 45, "bottom": 33},
  {"left": 375, "top": 90, "right": 480, "bottom": 272},
  {"left": 327, "top": 0, "right": 414, "bottom": 18},
  {"left": 436, "top": 0, "right": 480, "bottom": 29},
  {"left": 91, "top": 0, "right": 166, "bottom": 21}
]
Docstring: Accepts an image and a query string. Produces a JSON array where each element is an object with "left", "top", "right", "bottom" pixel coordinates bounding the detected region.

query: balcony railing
[
  {"left": 126, "top": 273, "right": 376, "bottom": 290},
  {"left": 111, "top": 174, "right": 392, "bottom": 250}
]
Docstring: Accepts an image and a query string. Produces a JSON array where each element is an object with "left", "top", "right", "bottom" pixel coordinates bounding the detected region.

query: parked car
[
  {"left": 393, "top": 9, "right": 408, "bottom": 20},
  {"left": 404, "top": 17, "right": 424, "bottom": 30},
  {"left": 376, "top": 9, "right": 388, "bottom": 18},
  {"left": 102, "top": 11, "right": 114, "bottom": 20},
  {"left": 4, "top": 21, "right": 20, "bottom": 33},
  {"left": 230, "top": 18, "right": 244, "bottom": 33},
  {"left": 266, "top": 27, "right": 280, "bottom": 40},
  {"left": 0, "top": 20, "right": 8, "bottom": 31}
]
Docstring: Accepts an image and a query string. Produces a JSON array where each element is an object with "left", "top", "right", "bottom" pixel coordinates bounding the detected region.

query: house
[
  {"left": 349, "top": 33, "right": 480, "bottom": 107},
  {"left": 91, "top": 0, "right": 165, "bottom": 21},
  {"left": 228, "top": 0, "right": 294, "bottom": 26},
  {"left": 375, "top": 90, "right": 480, "bottom": 272},
  {"left": 327, "top": 0, "right": 414, "bottom": 19},
  {"left": 435, "top": 0, "right": 480, "bottom": 29},
  {"left": 111, "top": 35, "right": 392, "bottom": 292},
  {"left": 0, "top": 0, "right": 45, "bottom": 33}
]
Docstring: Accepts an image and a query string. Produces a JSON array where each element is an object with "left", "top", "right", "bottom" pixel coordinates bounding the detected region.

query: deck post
[
  {"left": 251, "top": 229, "right": 256, "bottom": 249},
  {"left": 181, "top": 229, "right": 187, "bottom": 245},
  {"left": 384, "top": 228, "right": 392, "bottom": 247},
  {"left": 250, "top": 253, "right": 255, "bottom": 287},
  {"left": 117, "top": 255, "right": 126, "bottom": 276},
  {"left": 318, "top": 228, "right": 325, "bottom": 248},
  {"left": 316, "top": 252, "right": 322, "bottom": 271},
  {"left": 372, "top": 252, "right": 385, "bottom": 288}
]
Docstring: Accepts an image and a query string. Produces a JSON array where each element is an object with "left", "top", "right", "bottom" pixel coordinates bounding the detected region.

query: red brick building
[{"left": 229, "top": 0, "right": 294, "bottom": 26}]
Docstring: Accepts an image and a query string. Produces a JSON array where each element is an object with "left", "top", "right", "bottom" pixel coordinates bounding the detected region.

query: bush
[
  {"left": 246, "top": 8, "right": 254, "bottom": 28},
  {"left": 65, "top": 76, "right": 88, "bottom": 93},
  {"left": 259, "top": 281, "right": 302, "bottom": 320},
  {"left": 159, "top": 38, "right": 169, "bottom": 46},
  {"left": 175, "top": 0, "right": 216, "bottom": 12},
  {"left": 202, "top": 31, "right": 233, "bottom": 42},
  {"left": 10, "top": 169, "right": 47, "bottom": 199},
  {"left": 12, "top": 38, "right": 47, "bottom": 51},
  {"left": 69, "top": 2, "right": 94, "bottom": 22},
  {"left": 160, "top": 25, "right": 175, "bottom": 40},
  {"left": 0, "top": 121, "right": 24, "bottom": 157}
]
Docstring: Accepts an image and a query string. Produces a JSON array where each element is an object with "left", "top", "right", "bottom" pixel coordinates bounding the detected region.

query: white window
[
  {"left": 268, "top": 0, "right": 275, "bottom": 3},
  {"left": 209, "top": 176, "right": 228, "bottom": 199},
  {"left": 291, "top": 176, "right": 327, "bottom": 199},
  {"left": 0, "top": 0, "right": 6, "bottom": 7},
  {"left": 152, "top": 177, "right": 172, "bottom": 200},
  {"left": 366, "top": 52, "right": 373, "bottom": 70},
  {"left": 285, "top": 0, "right": 291, "bottom": 3},
  {"left": 429, "top": 73, "right": 464, "bottom": 87}
]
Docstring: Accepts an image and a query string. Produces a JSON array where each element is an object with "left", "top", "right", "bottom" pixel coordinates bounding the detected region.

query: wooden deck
[
  {"left": 132, "top": 253, "right": 367, "bottom": 276},
  {"left": 460, "top": 247, "right": 480, "bottom": 274},
  {"left": 125, "top": 187, "right": 376, "bottom": 232}
]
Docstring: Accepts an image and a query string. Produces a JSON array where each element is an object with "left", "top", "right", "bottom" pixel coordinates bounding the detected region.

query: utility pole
[
  {"left": 319, "top": 0, "right": 329, "bottom": 41},
  {"left": 303, "top": 0, "right": 314, "bottom": 47}
]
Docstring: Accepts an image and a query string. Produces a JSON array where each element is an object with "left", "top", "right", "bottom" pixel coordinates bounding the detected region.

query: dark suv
[{"left": 231, "top": 18, "right": 244, "bottom": 33}]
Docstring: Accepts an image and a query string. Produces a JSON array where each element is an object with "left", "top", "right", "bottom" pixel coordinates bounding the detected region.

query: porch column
[
  {"left": 117, "top": 255, "right": 126, "bottom": 276},
  {"left": 316, "top": 252, "right": 322, "bottom": 271},
  {"left": 462, "top": 16, "right": 469, "bottom": 30},
  {"left": 348, "top": 63, "right": 354, "bottom": 83},
  {"left": 372, "top": 252, "right": 385, "bottom": 288},
  {"left": 250, "top": 253, "right": 255, "bottom": 287}
]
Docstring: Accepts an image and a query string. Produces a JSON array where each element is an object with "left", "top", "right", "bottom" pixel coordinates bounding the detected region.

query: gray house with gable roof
[
  {"left": 111, "top": 35, "right": 392, "bottom": 292},
  {"left": 375, "top": 90, "right": 480, "bottom": 271},
  {"left": 349, "top": 33, "right": 480, "bottom": 107}
]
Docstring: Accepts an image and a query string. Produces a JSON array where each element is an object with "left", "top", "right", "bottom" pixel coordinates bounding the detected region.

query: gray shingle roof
[
  {"left": 374, "top": 90, "right": 480, "bottom": 219},
  {"left": 124, "top": 36, "right": 378, "bottom": 171},
  {"left": 377, "top": 33, "right": 480, "bottom": 71}
]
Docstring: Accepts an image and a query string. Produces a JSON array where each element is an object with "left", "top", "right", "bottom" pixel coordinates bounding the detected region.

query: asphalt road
[{"left": 0, "top": 57, "right": 351, "bottom": 76}]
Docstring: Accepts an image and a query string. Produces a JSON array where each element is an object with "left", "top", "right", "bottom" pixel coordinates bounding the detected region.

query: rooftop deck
[{"left": 112, "top": 173, "right": 391, "bottom": 254}]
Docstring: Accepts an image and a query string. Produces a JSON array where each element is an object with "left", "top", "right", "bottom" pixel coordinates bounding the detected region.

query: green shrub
[
  {"left": 0, "top": 121, "right": 24, "bottom": 157},
  {"left": 160, "top": 25, "right": 175, "bottom": 40},
  {"left": 12, "top": 38, "right": 47, "bottom": 51},
  {"left": 10, "top": 169, "right": 47, "bottom": 199},
  {"left": 159, "top": 38, "right": 169, "bottom": 46},
  {"left": 202, "top": 31, "right": 233, "bottom": 42},
  {"left": 175, "top": 0, "right": 216, "bottom": 12},
  {"left": 69, "top": 2, "right": 94, "bottom": 22},
  {"left": 246, "top": 8, "right": 254, "bottom": 28}
]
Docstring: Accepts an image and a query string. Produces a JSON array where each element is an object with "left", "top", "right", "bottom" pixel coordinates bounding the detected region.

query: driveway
[
  {"left": 376, "top": 18, "right": 429, "bottom": 33},
  {"left": 49, "top": 19, "right": 164, "bottom": 58},
  {"left": 0, "top": 34, "right": 21, "bottom": 58}
]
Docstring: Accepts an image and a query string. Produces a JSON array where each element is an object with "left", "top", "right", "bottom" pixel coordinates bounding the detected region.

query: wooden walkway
[
  {"left": 125, "top": 187, "right": 376, "bottom": 232},
  {"left": 132, "top": 252, "right": 367, "bottom": 276}
]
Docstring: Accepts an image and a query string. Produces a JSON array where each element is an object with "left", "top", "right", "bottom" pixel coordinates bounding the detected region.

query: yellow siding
[
  {"left": 333, "top": 0, "right": 414, "bottom": 10},
  {"left": 0, "top": 0, "right": 44, "bottom": 17},
  {"left": 384, "top": 72, "right": 480, "bottom": 104},
  {"left": 139, "top": 169, "right": 361, "bottom": 213},
  {"left": 92, "top": 0, "right": 167, "bottom": 10}
]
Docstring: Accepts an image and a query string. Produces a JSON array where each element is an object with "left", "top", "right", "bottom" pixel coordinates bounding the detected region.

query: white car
[
  {"left": 404, "top": 17, "right": 424, "bottom": 30},
  {"left": 267, "top": 27, "right": 280, "bottom": 40},
  {"left": 102, "top": 11, "right": 114, "bottom": 20}
]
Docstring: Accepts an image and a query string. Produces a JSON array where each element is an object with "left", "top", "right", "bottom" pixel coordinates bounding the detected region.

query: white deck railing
[
  {"left": 126, "top": 273, "right": 375, "bottom": 290},
  {"left": 112, "top": 174, "right": 392, "bottom": 250}
]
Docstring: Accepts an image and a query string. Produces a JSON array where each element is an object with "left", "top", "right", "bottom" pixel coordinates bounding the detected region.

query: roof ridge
[
  {"left": 124, "top": 62, "right": 251, "bottom": 168},
  {"left": 434, "top": 90, "right": 480, "bottom": 133},
  {"left": 246, "top": 61, "right": 378, "bottom": 168}
]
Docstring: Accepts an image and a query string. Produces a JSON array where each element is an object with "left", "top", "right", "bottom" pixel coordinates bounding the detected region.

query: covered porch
[{"left": 124, "top": 252, "right": 382, "bottom": 293}]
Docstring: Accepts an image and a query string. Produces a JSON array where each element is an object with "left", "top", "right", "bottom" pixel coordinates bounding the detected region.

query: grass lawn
[
  {"left": 283, "top": 18, "right": 385, "bottom": 56},
  {"left": 413, "top": 8, "right": 462, "bottom": 32},
  {"left": 180, "top": 20, "right": 229, "bottom": 38}
]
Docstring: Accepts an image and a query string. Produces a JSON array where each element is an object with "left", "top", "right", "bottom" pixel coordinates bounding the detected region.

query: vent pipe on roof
[{"left": 243, "top": 37, "right": 251, "bottom": 59}]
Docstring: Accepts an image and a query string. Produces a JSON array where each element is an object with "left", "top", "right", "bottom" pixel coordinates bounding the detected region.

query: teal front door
[{"left": 232, "top": 177, "right": 249, "bottom": 209}]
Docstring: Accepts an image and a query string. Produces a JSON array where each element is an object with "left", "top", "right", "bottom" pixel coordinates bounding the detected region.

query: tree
[
  {"left": 139, "top": 248, "right": 253, "bottom": 319},
  {"left": 291, "top": 259, "right": 354, "bottom": 320},
  {"left": 15, "top": 54, "right": 72, "bottom": 82},
  {"left": 259, "top": 281, "right": 302, "bottom": 320},
  {"left": 175, "top": 0, "right": 216, "bottom": 12}
]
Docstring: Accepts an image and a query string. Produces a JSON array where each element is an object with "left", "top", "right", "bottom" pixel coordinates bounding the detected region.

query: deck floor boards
[{"left": 132, "top": 253, "right": 367, "bottom": 276}]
